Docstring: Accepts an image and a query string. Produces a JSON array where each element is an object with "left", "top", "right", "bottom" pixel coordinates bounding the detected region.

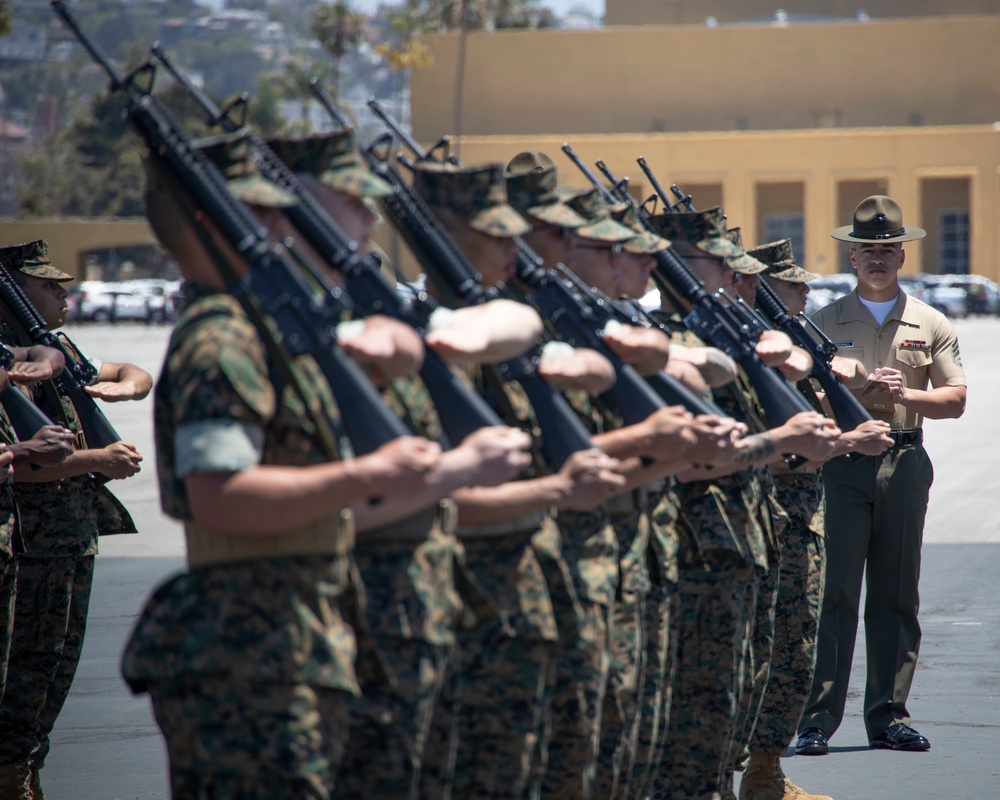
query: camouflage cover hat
[
  {"left": 831, "top": 194, "right": 926, "bottom": 243},
  {"left": 266, "top": 128, "right": 392, "bottom": 199},
  {"left": 193, "top": 129, "right": 296, "bottom": 208},
  {"left": 747, "top": 239, "right": 818, "bottom": 283},
  {"left": 412, "top": 162, "right": 531, "bottom": 238},
  {"left": 610, "top": 202, "right": 671, "bottom": 254},
  {"left": 0, "top": 240, "right": 73, "bottom": 281},
  {"left": 564, "top": 188, "right": 637, "bottom": 243},
  {"left": 506, "top": 151, "right": 589, "bottom": 229},
  {"left": 645, "top": 208, "right": 744, "bottom": 259},
  {"left": 723, "top": 227, "right": 768, "bottom": 274}
]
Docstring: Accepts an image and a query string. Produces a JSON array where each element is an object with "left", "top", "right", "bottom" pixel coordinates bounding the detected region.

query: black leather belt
[{"left": 889, "top": 428, "right": 923, "bottom": 447}]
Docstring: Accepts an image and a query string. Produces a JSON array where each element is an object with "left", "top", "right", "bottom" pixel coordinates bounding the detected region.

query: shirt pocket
[
  {"left": 833, "top": 345, "right": 865, "bottom": 364},
  {"left": 894, "top": 345, "right": 933, "bottom": 370}
]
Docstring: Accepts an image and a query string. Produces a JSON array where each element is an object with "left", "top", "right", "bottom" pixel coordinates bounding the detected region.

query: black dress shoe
[
  {"left": 795, "top": 727, "right": 829, "bottom": 755},
  {"left": 869, "top": 723, "right": 931, "bottom": 751}
]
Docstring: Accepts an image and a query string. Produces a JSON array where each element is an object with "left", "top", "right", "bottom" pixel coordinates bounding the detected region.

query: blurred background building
[{"left": 404, "top": 1, "right": 1000, "bottom": 279}]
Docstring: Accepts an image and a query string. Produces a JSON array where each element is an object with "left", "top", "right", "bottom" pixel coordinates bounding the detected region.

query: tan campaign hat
[
  {"left": 193, "top": 129, "right": 296, "bottom": 208},
  {"left": 266, "top": 128, "right": 393, "bottom": 199},
  {"left": 0, "top": 240, "right": 73, "bottom": 281},
  {"left": 831, "top": 195, "right": 926, "bottom": 243},
  {"left": 412, "top": 161, "right": 531, "bottom": 238}
]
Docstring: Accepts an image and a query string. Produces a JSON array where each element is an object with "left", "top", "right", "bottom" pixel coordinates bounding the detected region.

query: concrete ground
[{"left": 25, "top": 316, "right": 1000, "bottom": 799}]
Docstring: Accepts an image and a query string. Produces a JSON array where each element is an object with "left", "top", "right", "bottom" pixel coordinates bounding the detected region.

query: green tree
[
  {"left": 0, "top": 0, "right": 11, "bottom": 37},
  {"left": 311, "top": 1, "right": 367, "bottom": 100}
]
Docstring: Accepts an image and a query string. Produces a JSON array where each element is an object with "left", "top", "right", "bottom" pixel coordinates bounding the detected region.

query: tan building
[
  {"left": 406, "top": 15, "right": 1000, "bottom": 280},
  {"left": 604, "top": 0, "right": 1000, "bottom": 27}
]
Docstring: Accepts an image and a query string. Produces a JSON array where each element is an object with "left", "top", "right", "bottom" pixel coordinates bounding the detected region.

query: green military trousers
[{"left": 801, "top": 443, "right": 933, "bottom": 740}]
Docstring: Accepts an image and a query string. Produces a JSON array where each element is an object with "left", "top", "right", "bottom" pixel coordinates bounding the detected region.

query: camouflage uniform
[
  {"left": 539, "top": 390, "right": 618, "bottom": 800},
  {"left": 0, "top": 410, "right": 20, "bottom": 706},
  {"left": 642, "top": 312, "right": 767, "bottom": 800},
  {"left": 334, "top": 377, "right": 476, "bottom": 800},
  {"left": 731, "top": 241, "right": 828, "bottom": 773},
  {"left": 263, "top": 126, "right": 471, "bottom": 800},
  {"left": 624, "top": 486, "right": 681, "bottom": 800},
  {"left": 0, "top": 322, "right": 104, "bottom": 780},
  {"left": 430, "top": 368, "right": 560, "bottom": 800},
  {"left": 749, "top": 470, "right": 825, "bottom": 754},
  {"left": 121, "top": 290, "right": 360, "bottom": 799}
]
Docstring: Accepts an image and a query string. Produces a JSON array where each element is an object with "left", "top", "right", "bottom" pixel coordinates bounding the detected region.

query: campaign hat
[{"left": 831, "top": 195, "right": 925, "bottom": 243}]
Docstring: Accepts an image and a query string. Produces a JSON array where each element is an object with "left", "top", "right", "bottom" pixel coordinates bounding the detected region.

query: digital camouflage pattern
[
  {"left": 436, "top": 363, "right": 561, "bottom": 797},
  {"left": 338, "top": 373, "right": 472, "bottom": 800},
  {"left": 626, "top": 487, "right": 681, "bottom": 800},
  {"left": 646, "top": 208, "right": 744, "bottom": 259},
  {"left": 412, "top": 162, "right": 532, "bottom": 238},
  {"left": 0, "top": 321, "right": 105, "bottom": 775},
  {"left": 747, "top": 238, "right": 820, "bottom": 283},
  {"left": 749, "top": 471, "right": 826, "bottom": 754},
  {"left": 121, "top": 287, "right": 360, "bottom": 794},
  {"left": 0, "top": 556, "right": 94, "bottom": 768},
  {"left": 0, "top": 239, "right": 74, "bottom": 282},
  {"left": 563, "top": 187, "right": 638, "bottom": 243},
  {"left": 149, "top": 675, "right": 349, "bottom": 800},
  {"left": 504, "top": 152, "right": 590, "bottom": 229},
  {"left": 648, "top": 553, "right": 755, "bottom": 800},
  {"left": 266, "top": 127, "right": 393, "bottom": 199},
  {"left": 595, "top": 499, "right": 649, "bottom": 800},
  {"left": 193, "top": 128, "right": 296, "bottom": 208}
]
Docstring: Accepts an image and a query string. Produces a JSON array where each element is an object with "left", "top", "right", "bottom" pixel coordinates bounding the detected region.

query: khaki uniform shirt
[{"left": 810, "top": 289, "right": 966, "bottom": 430}]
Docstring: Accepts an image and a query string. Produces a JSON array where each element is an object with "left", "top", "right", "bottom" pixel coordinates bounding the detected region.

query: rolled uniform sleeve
[{"left": 175, "top": 419, "right": 265, "bottom": 478}]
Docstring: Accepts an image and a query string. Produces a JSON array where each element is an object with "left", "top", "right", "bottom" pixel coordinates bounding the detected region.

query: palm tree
[{"left": 311, "top": 1, "right": 368, "bottom": 101}]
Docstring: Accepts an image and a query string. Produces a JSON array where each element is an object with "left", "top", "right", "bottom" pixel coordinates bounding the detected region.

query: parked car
[
  {"left": 918, "top": 274, "right": 1000, "bottom": 317},
  {"left": 804, "top": 274, "right": 856, "bottom": 315},
  {"left": 68, "top": 280, "right": 181, "bottom": 324}
]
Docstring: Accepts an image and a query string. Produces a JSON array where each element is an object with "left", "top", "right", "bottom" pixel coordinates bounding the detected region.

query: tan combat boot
[
  {"left": 0, "top": 762, "right": 33, "bottom": 800},
  {"left": 737, "top": 752, "right": 833, "bottom": 800}
]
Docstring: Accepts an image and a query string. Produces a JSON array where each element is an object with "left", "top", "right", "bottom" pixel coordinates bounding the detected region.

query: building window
[
  {"left": 938, "top": 209, "right": 969, "bottom": 274},
  {"left": 763, "top": 213, "right": 805, "bottom": 265}
]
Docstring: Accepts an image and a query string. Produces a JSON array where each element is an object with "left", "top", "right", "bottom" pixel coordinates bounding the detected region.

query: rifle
[
  {"left": 0, "top": 344, "right": 56, "bottom": 440},
  {"left": 309, "top": 92, "right": 595, "bottom": 470},
  {"left": 660, "top": 179, "right": 873, "bottom": 432},
  {"left": 361, "top": 102, "right": 723, "bottom": 426},
  {"left": 150, "top": 46, "right": 505, "bottom": 448},
  {"left": 52, "top": 0, "right": 410, "bottom": 458},
  {"left": 0, "top": 265, "right": 123, "bottom": 466},
  {"left": 580, "top": 153, "right": 814, "bottom": 427}
]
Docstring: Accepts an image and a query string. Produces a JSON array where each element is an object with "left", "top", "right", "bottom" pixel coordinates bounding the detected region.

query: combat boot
[
  {"left": 737, "top": 752, "right": 832, "bottom": 800},
  {"left": 0, "top": 762, "right": 33, "bottom": 800},
  {"left": 26, "top": 764, "right": 43, "bottom": 800}
]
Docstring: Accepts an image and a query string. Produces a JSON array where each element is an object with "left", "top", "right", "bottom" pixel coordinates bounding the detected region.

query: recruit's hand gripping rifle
[
  {"left": 361, "top": 102, "right": 723, "bottom": 426},
  {"left": 307, "top": 91, "right": 595, "bottom": 470},
  {"left": 0, "top": 343, "right": 56, "bottom": 440},
  {"left": 659, "top": 182, "right": 872, "bottom": 432},
  {"left": 149, "top": 46, "right": 505, "bottom": 448},
  {"left": 0, "top": 265, "right": 122, "bottom": 459},
  {"left": 51, "top": 0, "right": 410, "bottom": 458},
  {"left": 578, "top": 153, "right": 815, "bottom": 427}
]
